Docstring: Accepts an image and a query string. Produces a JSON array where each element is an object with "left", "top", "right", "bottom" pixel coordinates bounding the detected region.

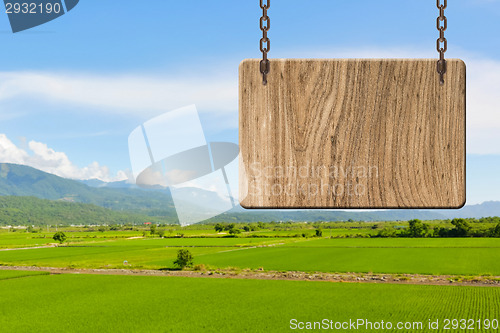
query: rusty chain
[
  {"left": 260, "top": 0, "right": 270, "bottom": 85},
  {"left": 258, "top": 1, "right": 449, "bottom": 86},
  {"left": 437, "top": 0, "right": 447, "bottom": 85}
]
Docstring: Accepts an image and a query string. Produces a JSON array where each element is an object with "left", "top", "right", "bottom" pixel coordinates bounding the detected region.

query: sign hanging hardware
[
  {"left": 240, "top": 1, "right": 466, "bottom": 209},
  {"left": 259, "top": 0, "right": 449, "bottom": 86},
  {"left": 437, "top": 0, "right": 448, "bottom": 85},
  {"left": 259, "top": 0, "right": 270, "bottom": 85}
]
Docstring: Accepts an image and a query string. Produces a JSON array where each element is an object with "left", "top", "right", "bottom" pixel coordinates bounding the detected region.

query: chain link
[
  {"left": 257, "top": 1, "right": 448, "bottom": 86},
  {"left": 260, "top": 0, "right": 270, "bottom": 85},
  {"left": 437, "top": 0, "right": 447, "bottom": 85}
]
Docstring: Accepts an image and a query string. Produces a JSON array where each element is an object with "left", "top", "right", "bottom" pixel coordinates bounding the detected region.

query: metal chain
[
  {"left": 260, "top": 0, "right": 270, "bottom": 85},
  {"left": 257, "top": 1, "right": 448, "bottom": 86},
  {"left": 437, "top": 0, "right": 447, "bottom": 85}
]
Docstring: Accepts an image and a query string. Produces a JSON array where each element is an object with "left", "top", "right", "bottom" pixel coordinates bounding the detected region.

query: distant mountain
[
  {"left": 210, "top": 208, "right": 446, "bottom": 223},
  {"left": 0, "top": 163, "right": 178, "bottom": 221},
  {"left": 227, "top": 202, "right": 500, "bottom": 223},
  {"left": 0, "top": 196, "right": 168, "bottom": 227},
  {"left": 1, "top": 163, "right": 499, "bottom": 224},
  {"left": 436, "top": 201, "right": 500, "bottom": 219},
  {"left": 79, "top": 179, "right": 108, "bottom": 188},
  {"left": 80, "top": 179, "right": 138, "bottom": 189}
]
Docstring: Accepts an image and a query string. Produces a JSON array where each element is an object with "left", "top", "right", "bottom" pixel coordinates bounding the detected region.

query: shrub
[
  {"left": 229, "top": 228, "right": 241, "bottom": 236},
  {"left": 451, "top": 218, "right": 472, "bottom": 237},
  {"left": 406, "top": 219, "right": 430, "bottom": 238},
  {"left": 490, "top": 223, "right": 500, "bottom": 237},
  {"left": 53, "top": 232, "right": 67, "bottom": 244},
  {"left": 224, "top": 223, "right": 236, "bottom": 231},
  {"left": 174, "top": 249, "right": 194, "bottom": 269},
  {"left": 193, "top": 264, "right": 206, "bottom": 271}
]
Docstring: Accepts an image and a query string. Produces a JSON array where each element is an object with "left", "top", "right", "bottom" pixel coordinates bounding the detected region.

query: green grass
[
  {"left": 97, "top": 237, "right": 294, "bottom": 247},
  {"left": 0, "top": 273, "right": 498, "bottom": 332},
  {"left": 287, "top": 238, "right": 500, "bottom": 248},
  {"left": 0, "top": 229, "right": 295, "bottom": 248},
  {"left": 0, "top": 237, "right": 295, "bottom": 269},
  {"left": 1, "top": 237, "right": 499, "bottom": 275},
  {"left": 0, "top": 230, "right": 143, "bottom": 248},
  {"left": 0, "top": 270, "right": 49, "bottom": 280},
  {"left": 0, "top": 245, "right": 223, "bottom": 269},
  {"left": 197, "top": 246, "right": 500, "bottom": 275},
  {"left": 197, "top": 238, "right": 500, "bottom": 275}
]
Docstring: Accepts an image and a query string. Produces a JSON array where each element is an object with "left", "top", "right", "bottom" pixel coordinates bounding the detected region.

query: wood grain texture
[{"left": 239, "top": 59, "right": 466, "bottom": 209}]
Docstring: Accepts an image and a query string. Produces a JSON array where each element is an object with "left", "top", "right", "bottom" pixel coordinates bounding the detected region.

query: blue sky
[{"left": 0, "top": 0, "right": 499, "bottom": 204}]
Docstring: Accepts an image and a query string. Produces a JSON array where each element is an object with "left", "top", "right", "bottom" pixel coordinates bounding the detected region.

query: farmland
[
  {"left": 1, "top": 223, "right": 499, "bottom": 332},
  {"left": 0, "top": 269, "right": 49, "bottom": 280},
  {"left": 0, "top": 272, "right": 499, "bottom": 332},
  {"left": 197, "top": 239, "right": 500, "bottom": 276},
  {"left": 0, "top": 230, "right": 499, "bottom": 276}
]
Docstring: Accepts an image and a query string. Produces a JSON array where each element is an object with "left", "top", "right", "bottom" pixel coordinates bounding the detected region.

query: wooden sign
[{"left": 239, "top": 59, "right": 466, "bottom": 209}]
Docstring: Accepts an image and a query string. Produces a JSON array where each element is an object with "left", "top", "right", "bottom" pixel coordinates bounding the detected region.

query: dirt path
[
  {"left": 0, "top": 245, "right": 57, "bottom": 251},
  {"left": 0, "top": 265, "right": 499, "bottom": 287}
]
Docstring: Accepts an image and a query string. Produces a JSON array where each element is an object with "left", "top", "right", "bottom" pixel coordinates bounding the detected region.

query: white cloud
[
  {"left": 0, "top": 49, "right": 498, "bottom": 153},
  {"left": 0, "top": 133, "right": 127, "bottom": 182},
  {"left": 0, "top": 71, "right": 237, "bottom": 117}
]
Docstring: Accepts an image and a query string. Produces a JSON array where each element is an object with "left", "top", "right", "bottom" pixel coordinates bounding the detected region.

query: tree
[
  {"left": 407, "top": 219, "right": 429, "bottom": 238},
  {"left": 490, "top": 223, "right": 500, "bottom": 237},
  {"left": 150, "top": 224, "right": 157, "bottom": 236},
  {"left": 174, "top": 249, "right": 193, "bottom": 269},
  {"left": 229, "top": 227, "right": 241, "bottom": 236},
  {"left": 224, "top": 223, "right": 236, "bottom": 231},
  {"left": 451, "top": 218, "right": 471, "bottom": 237},
  {"left": 214, "top": 223, "right": 224, "bottom": 232},
  {"left": 377, "top": 227, "right": 397, "bottom": 238},
  {"left": 315, "top": 228, "right": 323, "bottom": 237},
  {"left": 249, "top": 224, "right": 260, "bottom": 231},
  {"left": 53, "top": 232, "right": 67, "bottom": 244},
  {"left": 98, "top": 226, "right": 107, "bottom": 233},
  {"left": 435, "top": 227, "right": 450, "bottom": 238},
  {"left": 157, "top": 229, "right": 165, "bottom": 238}
]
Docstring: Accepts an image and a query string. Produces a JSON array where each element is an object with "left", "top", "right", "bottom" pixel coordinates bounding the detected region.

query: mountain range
[
  {"left": 0, "top": 163, "right": 176, "bottom": 220},
  {"left": 0, "top": 163, "right": 499, "bottom": 224}
]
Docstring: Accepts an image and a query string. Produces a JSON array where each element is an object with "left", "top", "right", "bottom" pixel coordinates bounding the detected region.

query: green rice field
[
  {"left": 0, "top": 236, "right": 499, "bottom": 276},
  {"left": 0, "top": 270, "right": 49, "bottom": 280},
  {"left": 0, "top": 272, "right": 498, "bottom": 332}
]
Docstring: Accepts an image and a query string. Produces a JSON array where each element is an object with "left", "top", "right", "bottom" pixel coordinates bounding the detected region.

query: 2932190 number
[
  {"left": 443, "top": 319, "right": 499, "bottom": 330},
  {"left": 5, "top": 2, "right": 61, "bottom": 14}
]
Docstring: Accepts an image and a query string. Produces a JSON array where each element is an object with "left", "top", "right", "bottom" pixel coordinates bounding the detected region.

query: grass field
[
  {"left": 0, "top": 270, "right": 49, "bottom": 280},
  {"left": 0, "top": 272, "right": 498, "bottom": 332},
  {"left": 0, "top": 237, "right": 295, "bottom": 269},
  {"left": 1, "top": 226, "right": 499, "bottom": 332},
  {"left": 0, "top": 236, "right": 499, "bottom": 276},
  {"left": 0, "top": 230, "right": 145, "bottom": 249},
  {"left": 197, "top": 238, "right": 500, "bottom": 275}
]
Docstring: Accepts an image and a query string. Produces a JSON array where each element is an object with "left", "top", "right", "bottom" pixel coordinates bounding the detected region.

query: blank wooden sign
[{"left": 239, "top": 59, "right": 466, "bottom": 209}]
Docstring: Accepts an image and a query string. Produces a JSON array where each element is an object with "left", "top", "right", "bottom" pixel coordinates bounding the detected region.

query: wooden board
[{"left": 239, "top": 59, "right": 466, "bottom": 209}]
